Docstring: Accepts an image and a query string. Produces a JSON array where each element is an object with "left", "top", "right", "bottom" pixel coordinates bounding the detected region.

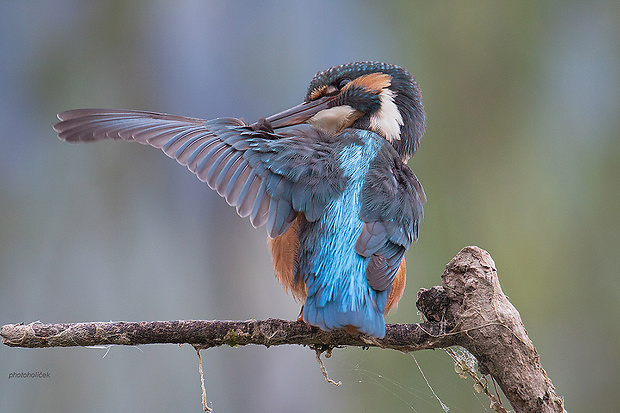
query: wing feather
[
  {"left": 54, "top": 109, "right": 346, "bottom": 237},
  {"left": 357, "top": 144, "right": 425, "bottom": 291}
]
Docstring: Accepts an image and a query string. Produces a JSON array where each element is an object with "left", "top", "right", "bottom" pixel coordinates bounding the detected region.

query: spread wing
[
  {"left": 356, "top": 145, "right": 425, "bottom": 292},
  {"left": 54, "top": 109, "right": 347, "bottom": 238}
]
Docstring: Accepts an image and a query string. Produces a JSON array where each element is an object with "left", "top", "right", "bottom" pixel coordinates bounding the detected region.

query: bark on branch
[
  {"left": 0, "top": 318, "right": 453, "bottom": 352},
  {"left": 1, "top": 246, "right": 565, "bottom": 413}
]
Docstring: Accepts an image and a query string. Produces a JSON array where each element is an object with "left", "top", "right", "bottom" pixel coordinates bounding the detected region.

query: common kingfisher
[{"left": 53, "top": 61, "right": 426, "bottom": 338}]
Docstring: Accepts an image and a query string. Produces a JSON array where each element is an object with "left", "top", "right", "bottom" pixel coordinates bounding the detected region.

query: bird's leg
[{"left": 297, "top": 305, "right": 304, "bottom": 322}]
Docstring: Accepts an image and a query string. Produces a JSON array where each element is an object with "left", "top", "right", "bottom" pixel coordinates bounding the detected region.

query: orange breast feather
[
  {"left": 268, "top": 217, "right": 406, "bottom": 313},
  {"left": 267, "top": 217, "right": 307, "bottom": 302},
  {"left": 384, "top": 258, "right": 406, "bottom": 315}
]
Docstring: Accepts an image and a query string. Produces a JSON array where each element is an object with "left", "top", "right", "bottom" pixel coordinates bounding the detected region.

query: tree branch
[
  {"left": 1, "top": 246, "right": 566, "bottom": 413},
  {"left": 0, "top": 318, "right": 455, "bottom": 352},
  {"left": 436, "top": 246, "right": 566, "bottom": 413}
]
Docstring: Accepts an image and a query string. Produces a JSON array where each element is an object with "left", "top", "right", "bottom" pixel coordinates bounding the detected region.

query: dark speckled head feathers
[{"left": 305, "top": 61, "right": 426, "bottom": 160}]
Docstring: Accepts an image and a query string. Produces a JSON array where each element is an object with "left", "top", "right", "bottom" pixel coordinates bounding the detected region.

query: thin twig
[
  {"left": 411, "top": 354, "right": 449, "bottom": 412},
  {"left": 445, "top": 347, "right": 508, "bottom": 413},
  {"left": 194, "top": 347, "right": 212, "bottom": 412},
  {"left": 314, "top": 348, "right": 341, "bottom": 387}
]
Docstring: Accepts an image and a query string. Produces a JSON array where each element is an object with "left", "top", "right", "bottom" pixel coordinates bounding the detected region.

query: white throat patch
[
  {"left": 307, "top": 105, "right": 362, "bottom": 136},
  {"left": 370, "top": 88, "right": 403, "bottom": 143}
]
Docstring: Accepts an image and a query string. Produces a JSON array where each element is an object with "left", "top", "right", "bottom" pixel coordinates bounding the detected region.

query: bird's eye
[{"left": 337, "top": 78, "right": 351, "bottom": 89}]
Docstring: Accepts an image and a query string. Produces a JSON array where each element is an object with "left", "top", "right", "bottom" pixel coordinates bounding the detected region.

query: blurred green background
[{"left": 1, "top": 1, "right": 619, "bottom": 412}]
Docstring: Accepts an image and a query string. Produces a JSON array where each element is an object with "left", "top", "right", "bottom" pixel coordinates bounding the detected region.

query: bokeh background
[{"left": 1, "top": 1, "right": 619, "bottom": 412}]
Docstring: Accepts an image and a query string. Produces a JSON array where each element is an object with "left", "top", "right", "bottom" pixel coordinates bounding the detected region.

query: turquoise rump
[{"left": 300, "top": 131, "right": 387, "bottom": 337}]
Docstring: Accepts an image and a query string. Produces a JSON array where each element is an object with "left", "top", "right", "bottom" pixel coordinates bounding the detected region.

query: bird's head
[{"left": 264, "top": 61, "right": 426, "bottom": 160}]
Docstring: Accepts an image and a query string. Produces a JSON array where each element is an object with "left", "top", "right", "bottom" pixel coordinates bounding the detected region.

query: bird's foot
[{"left": 249, "top": 117, "right": 274, "bottom": 133}]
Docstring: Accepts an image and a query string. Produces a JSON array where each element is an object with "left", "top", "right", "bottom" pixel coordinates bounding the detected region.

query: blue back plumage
[{"left": 299, "top": 130, "right": 388, "bottom": 338}]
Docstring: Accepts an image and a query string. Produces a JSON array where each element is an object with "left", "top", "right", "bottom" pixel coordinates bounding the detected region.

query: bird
[{"left": 53, "top": 61, "right": 426, "bottom": 338}]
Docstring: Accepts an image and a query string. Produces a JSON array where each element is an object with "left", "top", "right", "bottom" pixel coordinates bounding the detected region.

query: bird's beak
[{"left": 264, "top": 95, "right": 337, "bottom": 129}]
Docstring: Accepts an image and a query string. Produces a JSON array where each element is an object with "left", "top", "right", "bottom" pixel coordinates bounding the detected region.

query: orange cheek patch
[
  {"left": 308, "top": 86, "right": 328, "bottom": 101},
  {"left": 345, "top": 72, "right": 392, "bottom": 94},
  {"left": 309, "top": 85, "right": 337, "bottom": 101}
]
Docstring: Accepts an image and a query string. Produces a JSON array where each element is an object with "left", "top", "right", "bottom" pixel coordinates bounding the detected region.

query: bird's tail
[{"left": 303, "top": 283, "right": 388, "bottom": 338}]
